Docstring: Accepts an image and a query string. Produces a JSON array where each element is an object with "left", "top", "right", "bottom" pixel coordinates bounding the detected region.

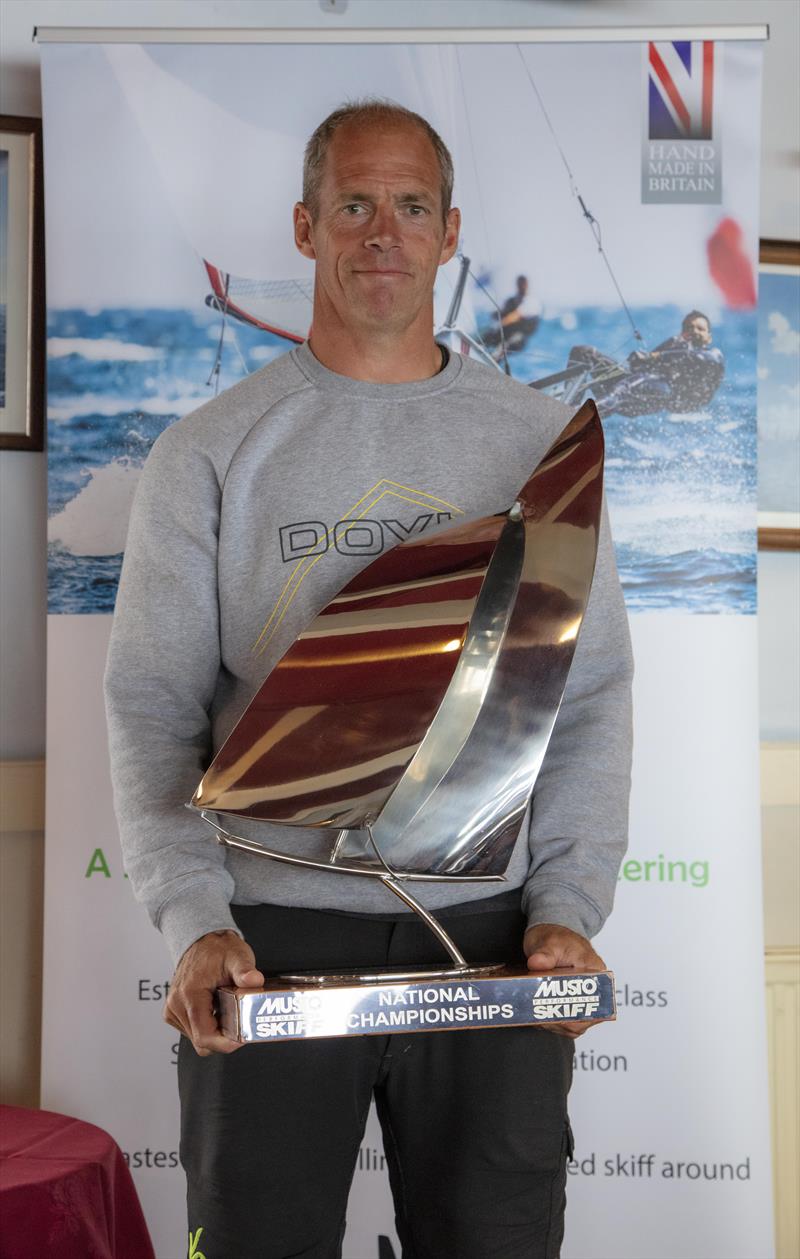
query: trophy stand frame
[{"left": 202, "top": 811, "right": 506, "bottom": 984}]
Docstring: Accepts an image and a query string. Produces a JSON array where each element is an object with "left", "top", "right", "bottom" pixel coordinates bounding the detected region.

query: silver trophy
[{"left": 190, "top": 400, "right": 616, "bottom": 1041}]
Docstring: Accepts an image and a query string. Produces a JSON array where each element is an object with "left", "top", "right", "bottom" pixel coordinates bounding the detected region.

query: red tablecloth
[{"left": 0, "top": 1105, "right": 156, "bottom": 1259}]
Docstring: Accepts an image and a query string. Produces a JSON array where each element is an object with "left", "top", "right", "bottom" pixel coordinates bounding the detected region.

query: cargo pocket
[{"left": 543, "top": 1119, "right": 573, "bottom": 1258}]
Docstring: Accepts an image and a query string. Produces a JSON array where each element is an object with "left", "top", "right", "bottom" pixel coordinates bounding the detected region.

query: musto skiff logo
[
  {"left": 642, "top": 41, "right": 722, "bottom": 205},
  {"left": 532, "top": 975, "right": 601, "bottom": 1021}
]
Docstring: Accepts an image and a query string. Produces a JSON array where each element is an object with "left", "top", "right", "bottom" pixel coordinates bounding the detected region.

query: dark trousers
[{"left": 179, "top": 902, "right": 574, "bottom": 1259}]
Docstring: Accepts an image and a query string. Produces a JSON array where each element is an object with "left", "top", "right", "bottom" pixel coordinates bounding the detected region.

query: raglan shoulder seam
[
  {"left": 451, "top": 368, "right": 572, "bottom": 434},
  {"left": 217, "top": 378, "right": 313, "bottom": 493},
  {"left": 152, "top": 363, "right": 314, "bottom": 489}
]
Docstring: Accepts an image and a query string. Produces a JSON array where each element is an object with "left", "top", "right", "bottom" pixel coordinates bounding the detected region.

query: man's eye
[
  {"left": 407, "top": 205, "right": 428, "bottom": 216},
  {"left": 343, "top": 204, "right": 365, "bottom": 215}
]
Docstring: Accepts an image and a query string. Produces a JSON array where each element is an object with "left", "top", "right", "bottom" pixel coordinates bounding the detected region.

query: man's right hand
[
  {"left": 628, "top": 349, "right": 651, "bottom": 366},
  {"left": 164, "top": 930, "right": 265, "bottom": 1057}
]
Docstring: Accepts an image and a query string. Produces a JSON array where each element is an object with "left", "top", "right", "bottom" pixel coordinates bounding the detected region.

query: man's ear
[
  {"left": 294, "top": 202, "right": 316, "bottom": 260},
  {"left": 439, "top": 206, "right": 461, "bottom": 267}
]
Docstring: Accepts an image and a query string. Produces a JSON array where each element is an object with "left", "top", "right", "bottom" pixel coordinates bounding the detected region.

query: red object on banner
[
  {"left": 707, "top": 217, "right": 757, "bottom": 308},
  {"left": 0, "top": 1105, "right": 156, "bottom": 1259}
]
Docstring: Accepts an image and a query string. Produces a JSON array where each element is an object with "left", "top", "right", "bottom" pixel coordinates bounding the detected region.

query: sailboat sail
[
  {"left": 193, "top": 401, "right": 604, "bottom": 880},
  {"left": 194, "top": 515, "right": 506, "bottom": 827},
  {"left": 205, "top": 264, "right": 312, "bottom": 343}
]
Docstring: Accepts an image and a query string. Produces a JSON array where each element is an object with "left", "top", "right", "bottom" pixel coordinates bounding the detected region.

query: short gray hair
[{"left": 302, "top": 99, "right": 454, "bottom": 224}]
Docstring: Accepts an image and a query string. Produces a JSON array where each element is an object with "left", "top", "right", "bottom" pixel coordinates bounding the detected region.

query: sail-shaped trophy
[{"left": 190, "top": 401, "right": 615, "bottom": 1025}]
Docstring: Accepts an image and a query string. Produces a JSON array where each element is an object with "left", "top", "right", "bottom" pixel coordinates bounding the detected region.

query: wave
[
  {"left": 623, "top": 435, "right": 673, "bottom": 460},
  {"left": 609, "top": 491, "right": 755, "bottom": 556},
  {"left": 47, "top": 337, "right": 165, "bottom": 362},
  {"left": 664, "top": 411, "right": 712, "bottom": 424},
  {"left": 48, "top": 458, "right": 142, "bottom": 556},
  {"left": 49, "top": 391, "right": 206, "bottom": 422},
  {"left": 617, "top": 546, "right": 756, "bottom": 614}
]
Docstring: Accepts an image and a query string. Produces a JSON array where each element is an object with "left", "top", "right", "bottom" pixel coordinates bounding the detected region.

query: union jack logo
[{"left": 648, "top": 41, "right": 715, "bottom": 140}]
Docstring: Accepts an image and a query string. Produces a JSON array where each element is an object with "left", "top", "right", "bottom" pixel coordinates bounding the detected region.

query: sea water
[{"left": 47, "top": 303, "right": 756, "bottom": 616}]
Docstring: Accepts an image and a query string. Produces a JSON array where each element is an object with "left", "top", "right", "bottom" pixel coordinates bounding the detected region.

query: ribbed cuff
[
  {"left": 157, "top": 882, "right": 242, "bottom": 967},
  {"left": 521, "top": 885, "right": 604, "bottom": 941}
]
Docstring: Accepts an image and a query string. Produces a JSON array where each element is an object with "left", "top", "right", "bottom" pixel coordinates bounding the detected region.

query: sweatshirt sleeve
[
  {"left": 521, "top": 498, "right": 634, "bottom": 939},
  {"left": 104, "top": 423, "right": 241, "bottom": 966}
]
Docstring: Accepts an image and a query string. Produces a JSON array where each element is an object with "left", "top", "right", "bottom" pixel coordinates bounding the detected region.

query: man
[
  {"left": 484, "top": 274, "right": 542, "bottom": 359},
  {"left": 565, "top": 310, "right": 725, "bottom": 417},
  {"left": 623, "top": 310, "right": 725, "bottom": 412},
  {"left": 105, "top": 100, "right": 633, "bottom": 1259}
]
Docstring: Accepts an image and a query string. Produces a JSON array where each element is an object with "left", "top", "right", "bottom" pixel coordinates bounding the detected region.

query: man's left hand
[{"left": 523, "top": 922, "right": 606, "bottom": 1040}]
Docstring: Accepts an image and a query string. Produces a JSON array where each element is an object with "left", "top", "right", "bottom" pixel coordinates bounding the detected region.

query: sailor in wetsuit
[
  {"left": 484, "top": 274, "right": 542, "bottom": 358},
  {"left": 568, "top": 310, "right": 725, "bottom": 417}
]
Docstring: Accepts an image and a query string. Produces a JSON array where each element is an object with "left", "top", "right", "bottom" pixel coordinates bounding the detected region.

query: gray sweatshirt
[{"left": 105, "top": 343, "right": 633, "bottom": 966}]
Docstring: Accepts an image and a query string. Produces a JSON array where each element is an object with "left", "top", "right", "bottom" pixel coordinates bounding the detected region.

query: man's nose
[{"left": 364, "top": 205, "right": 401, "bottom": 249}]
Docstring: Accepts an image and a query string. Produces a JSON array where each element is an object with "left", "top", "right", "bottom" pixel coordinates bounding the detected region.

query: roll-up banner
[{"left": 39, "top": 28, "right": 771, "bottom": 1259}]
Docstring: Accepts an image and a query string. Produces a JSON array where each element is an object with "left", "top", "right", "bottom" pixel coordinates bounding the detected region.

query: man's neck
[{"left": 307, "top": 322, "right": 443, "bottom": 384}]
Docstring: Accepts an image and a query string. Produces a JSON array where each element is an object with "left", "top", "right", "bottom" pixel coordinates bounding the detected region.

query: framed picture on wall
[
  {"left": 0, "top": 115, "right": 45, "bottom": 452},
  {"left": 758, "top": 239, "right": 800, "bottom": 551}
]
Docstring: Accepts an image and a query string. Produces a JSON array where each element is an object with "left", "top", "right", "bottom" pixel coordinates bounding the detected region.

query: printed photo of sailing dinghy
[
  {"left": 540, "top": 310, "right": 725, "bottom": 419},
  {"left": 480, "top": 274, "right": 542, "bottom": 362},
  {"left": 44, "top": 40, "right": 759, "bottom": 618}
]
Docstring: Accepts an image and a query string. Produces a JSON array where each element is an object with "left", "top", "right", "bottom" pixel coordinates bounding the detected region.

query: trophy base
[
  {"left": 278, "top": 962, "right": 505, "bottom": 986},
  {"left": 217, "top": 966, "right": 616, "bottom": 1044}
]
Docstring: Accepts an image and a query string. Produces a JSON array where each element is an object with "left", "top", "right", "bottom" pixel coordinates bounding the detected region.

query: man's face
[
  {"left": 682, "top": 315, "right": 712, "bottom": 347},
  {"left": 294, "top": 120, "right": 460, "bottom": 338}
]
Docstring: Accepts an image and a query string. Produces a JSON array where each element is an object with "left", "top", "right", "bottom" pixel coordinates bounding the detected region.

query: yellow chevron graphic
[{"left": 252, "top": 480, "right": 463, "bottom": 656}]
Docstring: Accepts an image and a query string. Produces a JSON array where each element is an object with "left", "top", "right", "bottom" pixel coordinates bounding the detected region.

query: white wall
[{"left": 1, "top": 0, "right": 798, "bottom": 758}]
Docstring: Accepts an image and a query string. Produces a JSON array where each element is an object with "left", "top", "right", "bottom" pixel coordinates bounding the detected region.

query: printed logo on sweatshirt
[{"left": 252, "top": 480, "right": 463, "bottom": 655}]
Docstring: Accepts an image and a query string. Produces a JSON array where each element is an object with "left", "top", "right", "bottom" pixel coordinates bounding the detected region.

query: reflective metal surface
[
  {"left": 192, "top": 400, "right": 604, "bottom": 882},
  {"left": 277, "top": 964, "right": 505, "bottom": 985},
  {"left": 345, "top": 398, "right": 604, "bottom": 875},
  {"left": 203, "top": 812, "right": 505, "bottom": 883},
  {"left": 218, "top": 966, "right": 616, "bottom": 1043},
  {"left": 194, "top": 516, "right": 506, "bottom": 827}
]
